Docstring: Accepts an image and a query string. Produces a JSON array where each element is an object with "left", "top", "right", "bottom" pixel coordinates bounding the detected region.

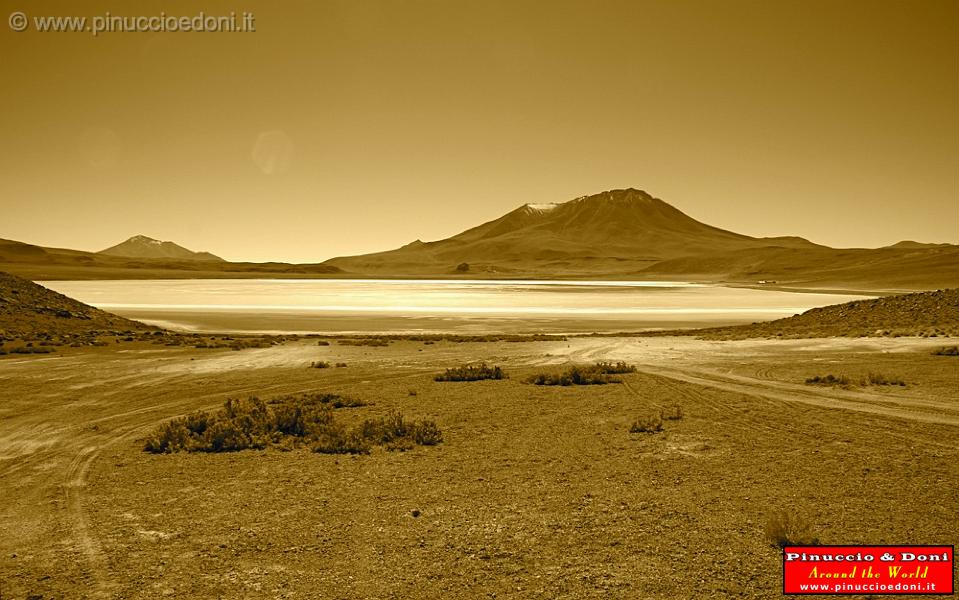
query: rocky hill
[
  {"left": 696, "top": 288, "right": 959, "bottom": 339},
  {"left": 0, "top": 271, "right": 152, "bottom": 340}
]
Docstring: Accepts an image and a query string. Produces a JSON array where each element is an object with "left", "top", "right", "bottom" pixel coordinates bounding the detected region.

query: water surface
[{"left": 44, "top": 279, "right": 871, "bottom": 334}]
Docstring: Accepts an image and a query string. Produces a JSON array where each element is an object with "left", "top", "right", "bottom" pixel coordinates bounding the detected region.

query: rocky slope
[
  {"left": 695, "top": 288, "right": 959, "bottom": 339},
  {"left": 0, "top": 271, "right": 151, "bottom": 340}
]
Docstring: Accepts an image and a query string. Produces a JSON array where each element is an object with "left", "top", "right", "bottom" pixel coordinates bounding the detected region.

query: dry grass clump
[
  {"left": 764, "top": 510, "right": 819, "bottom": 547},
  {"left": 594, "top": 361, "right": 637, "bottom": 374},
  {"left": 144, "top": 393, "right": 437, "bottom": 456},
  {"left": 932, "top": 345, "right": 959, "bottom": 356},
  {"left": 193, "top": 337, "right": 275, "bottom": 351},
  {"left": 434, "top": 363, "right": 507, "bottom": 382},
  {"left": 863, "top": 372, "right": 906, "bottom": 386},
  {"left": 629, "top": 404, "right": 683, "bottom": 434},
  {"left": 526, "top": 361, "right": 636, "bottom": 386},
  {"left": 805, "top": 372, "right": 905, "bottom": 387},
  {"left": 805, "top": 374, "right": 851, "bottom": 386},
  {"left": 629, "top": 413, "right": 663, "bottom": 433},
  {"left": 338, "top": 338, "right": 390, "bottom": 347},
  {"left": 310, "top": 360, "right": 331, "bottom": 369},
  {"left": 8, "top": 345, "right": 56, "bottom": 354},
  {"left": 358, "top": 411, "right": 444, "bottom": 450}
]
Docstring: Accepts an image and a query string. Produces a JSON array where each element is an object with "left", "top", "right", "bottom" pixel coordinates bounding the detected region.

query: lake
[{"left": 43, "top": 279, "right": 871, "bottom": 335}]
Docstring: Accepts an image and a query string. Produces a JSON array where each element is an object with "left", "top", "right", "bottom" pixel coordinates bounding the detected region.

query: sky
[{"left": 1, "top": 0, "right": 957, "bottom": 263}]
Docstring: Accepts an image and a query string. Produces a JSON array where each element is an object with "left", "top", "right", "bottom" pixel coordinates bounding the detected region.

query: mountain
[
  {"left": 0, "top": 271, "right": 151, "bottom": 339},
  {"left": 325, "top": 188, "right": 823, "bottom": 275},
  {"left": 99, "top": 235, "right": 224, "bottom": 261},
  {"left": 3, "top": 187, "right": 957, "bottom": 290}
]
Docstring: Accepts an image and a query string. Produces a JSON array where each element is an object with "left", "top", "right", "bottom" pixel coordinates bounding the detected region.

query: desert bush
[
  {"left": 764, "top": 510, "right": 818, "bottom": 547},
  {"left": 862, "top": 372, "right": 906, "bottom": 386},
  {"left": 335, "top": 362, "right": 348, "bottom": 368},
  {"left": 412, "top": 420, "right": 444, "bottom": 445},
  {"left": 358, "top": 411, "right": 443, "bottom": 450},
  {"left": 316, "top": 340, "right": 331, "bottom": 346},
  {"left": 932, "top": 345, "right": 959, "bottom": 356},
  {"left": 327, "top": 395, "right": 368, "bottom": 408},
  {"left": 594, "top": 361, "right": 637, "bottom": 374},
  {"left": 434, "top": 363, "right": 507, "bottom": 382},
  {"left": 526, "top": 365, "right": 619, "bottom": 386},
  {"left": 311, "top": 361, "right": 331, "bottom": 369},
  {"left": 270, "top": 392, "right": 366, "bottom": 409},
  {"left": 10, "top": 346, "right": 55, "bottom": 354},
  {"left": 143, "top": 420, "right": 194, "bottom": 454},
  {"left": 805, "top": 374, "right": 850, "bottom": 386},
  {"left": 660, "top": 404, "right": 684, "bottom": 421},
  {"left": 144, "top": 393, "right": 431, "bottom": 455},
  {"left": 339, "top": 338, "right": 390, "bottom": 347},
  {"left": 630, "top": 413, "right": 663, "bottom": 433},
  {"left": 312, "top": 423, "right": 372, "bottom": 455}
]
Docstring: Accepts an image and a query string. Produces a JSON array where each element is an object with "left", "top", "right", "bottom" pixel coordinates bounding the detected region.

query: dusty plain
[{"left": 1, "top": 336, "right": 957, "bottom": 599}]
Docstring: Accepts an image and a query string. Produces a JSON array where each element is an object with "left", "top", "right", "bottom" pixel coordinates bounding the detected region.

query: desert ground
[{"left": 1, "top": 335, "right": 957, "bottom": 599}]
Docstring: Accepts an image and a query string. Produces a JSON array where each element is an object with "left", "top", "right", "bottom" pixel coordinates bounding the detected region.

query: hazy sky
[{"left": 1, "top": 0, "right": 957, "bottom": 262}]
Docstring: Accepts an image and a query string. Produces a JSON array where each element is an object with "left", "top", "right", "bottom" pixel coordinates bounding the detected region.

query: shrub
[
  {"left": 862, "top": 372, "right": 906, "bottom": 386},
  {"left": 358, "top": 411, "right": 443, "bottom": 450},
  {"left": 434, "top": 363, "right": 507, "bottom": 382},
  {"left": 805, "top": 374, "right": 850, "bottom": 386},
  {"left": 526, "top": 365, "right": 618, "bottom": 386},
  {"left": 338, "top": 338, "right": 389, "bottom": 347},
  {"left": 630, "top": 414, "right": 663, "bottom": 433},
  {"left": 594, "top": 361, "right": 637, "bottom": 374},
  {"left": 335, "top": 362, "right": 348, "bottom": 368},
  {"left": 932, "top": 345, "right": 959, "bottom": 356},
  {"left": 144, "top": 394, "right": 433, "bottom": 455},
  {"left": 316, "top": 340, "right": 331, "bottom": 346},
  {"left": 312, "top": 423, "right": 371, "bottom": 455},
  {"left": 10, "top": 346, "right": 55, "bottom": 354},
  {"left": 311, "top": 361, "right": 331, "bottom": 369},
  {"left": 412, "top": 420, "right": 444, "bottom": 445},
  {"left": 764, "top": 510, "right": 818, "bottom": 547}
]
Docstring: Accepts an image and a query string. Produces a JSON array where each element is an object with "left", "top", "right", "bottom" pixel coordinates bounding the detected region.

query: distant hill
[
  {"left": 99, "top": 235, "right": 224, "bottom": 261},
  {"left": 638, "top": 244, "right": 959, "bottom": 290},
  {"left": 0, "top": 271, "right": 151, "bottom": 339},
  {"left": 325, "top": 188, "right": 822, "bottom": 275},
  {"left": 0, "top": 238, "right": 343, "bottom": 280},
  {"left": 884, "top": 240, "right": 952, "bottom": 250},
  {"left": 695, "top": 288, "right": 959, "bottom": 339}
]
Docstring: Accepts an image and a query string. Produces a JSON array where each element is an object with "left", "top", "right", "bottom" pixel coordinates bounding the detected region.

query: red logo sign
[{"left": 783, "top": 545, "right": 954, "bottom": 595}]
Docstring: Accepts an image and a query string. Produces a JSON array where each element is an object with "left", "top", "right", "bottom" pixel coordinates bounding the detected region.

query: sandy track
[{"left": 634, "top": 365, "right": 959, "bottom": 428}]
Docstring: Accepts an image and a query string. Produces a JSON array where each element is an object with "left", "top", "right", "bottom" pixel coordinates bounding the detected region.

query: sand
[{"left": 1, "top": 336, "right": 957, "bottom": 598}]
